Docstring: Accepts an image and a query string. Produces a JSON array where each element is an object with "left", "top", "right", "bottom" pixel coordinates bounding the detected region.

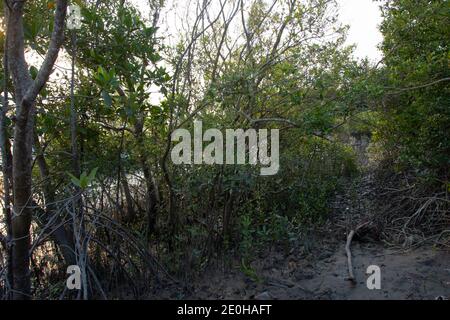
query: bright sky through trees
[
  {"left": 338, "top": 0, "right": 383, "bottom": 61},
  {"left": 133, "top": 0, "right": 383, "bottom": 61}
]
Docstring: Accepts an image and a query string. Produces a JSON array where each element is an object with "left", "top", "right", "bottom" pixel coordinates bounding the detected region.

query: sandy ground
[
  {"left": 150, "top": 240, "right": 449, "bottom": 300},
  {"left": 148, "top": 139, "right": 449, "bottom": 300}
]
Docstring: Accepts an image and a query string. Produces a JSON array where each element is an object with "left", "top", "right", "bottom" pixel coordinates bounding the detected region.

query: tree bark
[
  {"left": 34, "top": 134, "right": 76, "bottom": 266},
  {"left": 0, "top": 30, "right": 14, "bottom": 296},
  {"left": 5, "top": 0, "right": 68, "bottom": 299},
  {"left": 121, "top": 176, "right": 136, "bottom": 221},
  {"left": 134, "top": 117, "right": 159, "bottom": 236}
]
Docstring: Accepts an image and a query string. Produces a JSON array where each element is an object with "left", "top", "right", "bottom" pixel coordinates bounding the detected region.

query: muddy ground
[
  {"left": 148, "top": 138, "right": 449, "bottom": 300},
  {"left": 150, "top": 172, "right": 449, "bottom": 300},
  {"left": 151, "top": 238, "right": 449, "bottom": 300}
]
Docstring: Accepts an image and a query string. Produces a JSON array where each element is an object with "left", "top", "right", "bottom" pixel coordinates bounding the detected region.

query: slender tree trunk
[
  {"left": 134, "top": 117, "right": 159, "bottom": 236},
  {"left": 0, "top": 32, "right": 14, "bottom": 296},
  {"left": 141, "top": 161, "right": 158, "bottom": 234},
  {"left": 34, "top": 134, "right": 76, "bottom": 266},
  {"left": 69, "top": 31, "right": 81, "bottom": 179},
  {"left": 121, "top": 176, "right": 136, "bottom": 221},
  {"left": 5, "top": 0, "right": 68, "bottom": 299},
  {"left": 11, "top": 102, "right": 34, "bottom": 299}
]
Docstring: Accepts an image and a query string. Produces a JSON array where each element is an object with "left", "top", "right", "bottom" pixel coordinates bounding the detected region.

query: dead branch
[
  {"left": 345, "top": 222, "right": 370, "bottom": 284},
  {"left": 345, "top": 229, "right": 356, "bottom": 283}
]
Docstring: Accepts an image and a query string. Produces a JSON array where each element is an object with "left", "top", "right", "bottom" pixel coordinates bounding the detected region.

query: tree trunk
[
  {"left": 134, "top": 118, "right": 159, "bottom": 236},
  {"left": 34, "top": 134, "right": 76, "bottom": 266},
  {"left": 121, "top": 176, "right": 136, "bottom": 221},
  {"left": 11, "top": 105, "right": 34, "bottom": 299},
  {"left": 5, "top": 0, "right": 68, "bottom": 299},
  {"left": 0, "top": 34, "right": 14, "bottom": 295}
]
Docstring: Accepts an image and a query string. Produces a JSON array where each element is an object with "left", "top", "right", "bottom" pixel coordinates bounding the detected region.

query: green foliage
[
  {"left": 5, "top": 0, "right": 428, "bottom": 293},
  {"left": 377, "top": 0, "right": 450, "bottom": 178},
  {"left": 240, "top": 259, "right": 261, "bottom": 283},
  {"left": 68, "top": 167, "right": 98, "bottom": 189},
  {"left": 239, "top": 213, "right": 254, "bottom": 263}
]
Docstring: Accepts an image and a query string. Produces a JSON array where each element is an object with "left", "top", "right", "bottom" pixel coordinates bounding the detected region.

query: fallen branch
[
  {"left": 345, "top": 222, "right": 370, "bottom": 284},
  {"left": 345, "top": 230, "right": 356, "bottom": 283}
]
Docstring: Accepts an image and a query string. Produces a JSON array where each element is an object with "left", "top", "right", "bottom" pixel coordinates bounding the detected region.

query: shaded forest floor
[
  {"left": 152, "top": 242, "right": 449, "bottom": 300},
  {"left": 147, "top": 141, "right": 449, "bottom": 300},
  {"left": 148, "top": 171, "right": 449, "bottom": 300}
]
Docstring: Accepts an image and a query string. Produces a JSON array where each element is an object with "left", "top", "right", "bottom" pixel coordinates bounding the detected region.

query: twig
[
  {"left": 345, "top": 230, "right": 356, "bottom": 283},
  {"left": 345, "top": 222, "right": 370, "bottom": 284}
]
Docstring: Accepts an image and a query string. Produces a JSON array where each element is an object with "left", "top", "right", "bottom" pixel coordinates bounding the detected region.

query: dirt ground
[
  {"left": 148, "top": 138, "right": 449, "bottom": 300},
  {"left": 150, "top": 239, "right": 449, "bottom": 300}
]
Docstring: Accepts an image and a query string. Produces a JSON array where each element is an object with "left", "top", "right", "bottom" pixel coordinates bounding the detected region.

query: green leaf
[
  {"left": 29, "top": 66, "right": 39, "bottom": 80},
  {"left": 67, "top": 168, "right": 97, "bottom": 190},
  {"left": 87, "top": 167, "right": 98, "bottom": 183},
  {"left": 67, "top": 172, "right": 81, "bottom": 188},
  {"left": 101, "top": 90, "right": 112, "bottom": 107}
]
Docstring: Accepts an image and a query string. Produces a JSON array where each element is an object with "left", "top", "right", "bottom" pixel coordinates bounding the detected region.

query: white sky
[
  {"left": 131, "top": 0, "right": 384, "bottom": 104},
  {"left": 139, "top": 0, "right": 384, "bottom": 61},
  {"left": 27, "top": 0, "right": 383, "bottom": 104},
  {"left": 338, "top": 0, "right": 383, "bottom": 61}
]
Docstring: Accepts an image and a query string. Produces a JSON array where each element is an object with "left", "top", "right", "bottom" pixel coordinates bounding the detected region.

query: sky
[
  {"left": 20, "top": 0, "right": 384, "bottom": 105},
  {"left": 130, "top": 0, "right": 385, "bottom": 105},
  {"left": 338, "top": 0, "right": 383, "bottom": 61},
  {"left": 134, "top": 0, "right": 384, "bottom": 61}
]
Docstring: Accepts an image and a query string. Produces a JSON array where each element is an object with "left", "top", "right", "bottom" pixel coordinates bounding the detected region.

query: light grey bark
[
  {"left": 0, "top": 29, "right": 14, "bottom": 297},
  {"left": 5, "top": 0, "right": 68, "bottom": 299}
]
